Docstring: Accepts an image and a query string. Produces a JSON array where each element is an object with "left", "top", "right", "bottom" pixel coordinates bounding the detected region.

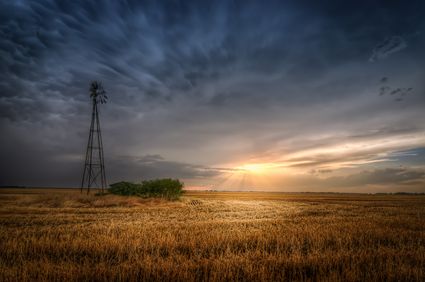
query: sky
[{"left": 0, "top": 0, "right": 424, "bottom": 192}]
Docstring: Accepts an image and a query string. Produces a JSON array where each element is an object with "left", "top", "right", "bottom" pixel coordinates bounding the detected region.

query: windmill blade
[{"left": 89, "top": 81, "right": 108, "bottom": 105}]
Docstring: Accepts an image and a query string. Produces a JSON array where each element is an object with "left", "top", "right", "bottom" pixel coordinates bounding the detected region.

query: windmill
[{"left": 81, "top": 81, "right": 108, "bottom": 194}]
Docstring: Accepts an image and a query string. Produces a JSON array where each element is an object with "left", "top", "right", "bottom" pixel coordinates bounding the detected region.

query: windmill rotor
[{"left": 90, "top": 81, "right": 108, "bottom": 104}]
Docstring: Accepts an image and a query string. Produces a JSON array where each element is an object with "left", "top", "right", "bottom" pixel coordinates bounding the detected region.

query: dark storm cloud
[
  {"left": 326, "top": 168, "right": 425, "bottom": 187},
  {"left": 1, "top": 0, "right": 422, "bottom": 112},
  {"left": 109, "top": 154, "right": 223, "bottom": 182},
  {"left": 0, "top": 0, "right": 424, "bottom": 189}
]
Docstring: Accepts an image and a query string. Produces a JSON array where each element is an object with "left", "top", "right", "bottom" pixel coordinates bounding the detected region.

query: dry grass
[{"left": 0, "top": 188, "right": 424, "bottom": 281}]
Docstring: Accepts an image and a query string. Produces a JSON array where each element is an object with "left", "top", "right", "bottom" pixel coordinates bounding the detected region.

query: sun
[{"left": 236, "top": 163, "right": 278, "bottom": 174}]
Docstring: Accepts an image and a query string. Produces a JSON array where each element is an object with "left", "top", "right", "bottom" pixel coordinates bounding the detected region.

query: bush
[
  {"left": 109, "top": 181, "right": 141, "bottom": 196},
  {"left": 109, "top": 179, "right": 184, "bottom": 200}
]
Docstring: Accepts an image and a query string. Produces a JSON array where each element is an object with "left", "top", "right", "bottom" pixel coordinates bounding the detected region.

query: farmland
[{"left": 0, "top": 188, "right": 424, "bottom": 281}]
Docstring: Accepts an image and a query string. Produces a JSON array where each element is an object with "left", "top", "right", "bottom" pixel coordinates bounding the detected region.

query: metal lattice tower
[{"left": 81, "top": 81, "right": 108, "bottom": 194}]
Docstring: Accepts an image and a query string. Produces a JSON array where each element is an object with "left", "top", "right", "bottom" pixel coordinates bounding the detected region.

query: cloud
[
  {"left": 377, "top": 75, "right": 415, "bottom": 101},
  {"left": 109, "top": 154, "right": 223, "bottom": 183},
  {"left": 325, "top": 168, "right": 425, "bottom": 187},
  {"left": 369, "top": 36, "right": 407, "bottom": 62},
  {"left": 309, "top": 169, "right": 333, "bottom": 175}
]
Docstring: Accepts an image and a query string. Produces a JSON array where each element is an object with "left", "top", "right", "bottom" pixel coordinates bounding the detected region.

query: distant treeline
[{"left": 109, "top": 179, "right": 184, "bottom": 200}]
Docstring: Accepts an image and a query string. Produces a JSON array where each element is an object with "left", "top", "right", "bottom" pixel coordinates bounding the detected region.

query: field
[{"left": 0, "top": 189, "right": 424, "bottom": 281}]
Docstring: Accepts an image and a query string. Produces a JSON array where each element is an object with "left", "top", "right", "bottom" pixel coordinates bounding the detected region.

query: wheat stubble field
[{"left": 0, "top": 189, "right": 424, "bottom": 281}]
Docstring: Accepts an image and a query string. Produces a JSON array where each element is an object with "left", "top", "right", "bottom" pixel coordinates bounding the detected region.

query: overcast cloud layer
[{"left": 1, "top": 0, "right": 424, "bottom": 192}]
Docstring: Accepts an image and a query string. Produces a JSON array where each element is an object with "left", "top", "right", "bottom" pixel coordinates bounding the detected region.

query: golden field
[{"left": 0, "top": 188, "right": 424, "bottom": 281}]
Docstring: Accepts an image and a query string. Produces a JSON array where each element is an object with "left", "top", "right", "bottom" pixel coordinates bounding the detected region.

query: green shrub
[
  {"left": 109, "top": 181, "right": 141, "bottom": 196},
  {"left": 109, "top": 179, "right": 184, "bottom": 200}
]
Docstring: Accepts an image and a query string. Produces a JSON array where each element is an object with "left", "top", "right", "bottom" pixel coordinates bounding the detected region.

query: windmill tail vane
[{"left": 81, "top": 81, "right": 107, "bottom": 194}]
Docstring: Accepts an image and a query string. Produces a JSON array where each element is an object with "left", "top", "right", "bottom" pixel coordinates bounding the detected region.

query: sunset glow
[{"left": 236, "top": 163, "right": 281, "bottom": 174}]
